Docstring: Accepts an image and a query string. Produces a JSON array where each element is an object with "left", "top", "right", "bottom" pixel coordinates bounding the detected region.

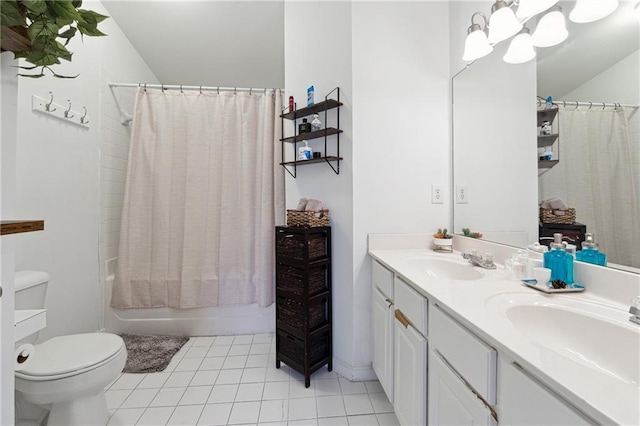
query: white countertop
[{"left": 369, "top": 248, "right": 640, "bottom": 425}]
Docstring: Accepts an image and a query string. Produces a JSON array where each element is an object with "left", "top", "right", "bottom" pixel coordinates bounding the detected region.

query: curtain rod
[
  {"left": 537, "top": 97, "right": 639, "bottom": 109},
  {"left": 108, "top": 82, "right": 282, "bottom": 94}
]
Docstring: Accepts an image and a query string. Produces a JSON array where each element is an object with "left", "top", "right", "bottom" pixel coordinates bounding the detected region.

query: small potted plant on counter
[{"left": 433, "top": 228, "right": 453, "bottom": 253}]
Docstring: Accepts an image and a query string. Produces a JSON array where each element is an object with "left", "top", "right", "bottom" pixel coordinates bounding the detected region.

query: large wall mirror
[{"left": 453, "top": 1, "right": 640, "bottom": 272}]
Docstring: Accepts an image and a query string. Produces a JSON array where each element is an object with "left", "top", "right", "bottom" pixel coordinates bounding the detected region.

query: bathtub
[{"left": 104, "top": 274, "right": 275, "bottom": 336}]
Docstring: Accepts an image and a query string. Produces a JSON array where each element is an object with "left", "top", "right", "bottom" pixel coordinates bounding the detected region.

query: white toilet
[{"left": 14, "top": 271, "right": 127, "bottom": 426}]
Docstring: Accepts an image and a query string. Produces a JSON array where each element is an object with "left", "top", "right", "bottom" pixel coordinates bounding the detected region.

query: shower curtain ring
[
  {"left": 144, "top": 84, "right": 147, "bottom": 92},
  {"left": 234, "top": 87, "right": 237, "bottom": 95},
  {"left": 602, "top": 102, "right": 606, "bottom": 110},
  {"left": 199, "top": 86, "right": 203, "bottom": 94},
  {"left": 588, "top": 102, "right": 592, "bottom": 109},
  {"left": 180, "top": 85, "right": 183, "bottom": 93},
  {"left": 563, "top": 101, "right": 566, "bottom": 108},
  {"left": 217, "top": 87, "right": 220, "bottom": 94},
  {"left": 249, "top": 87, "right": 252, "bottom": 95},
  {"left": 161, "top": 85, "right": 166, "bottom": 92},
  {"left": 575, "top": 101, "right": 578, "bottom": 108}
]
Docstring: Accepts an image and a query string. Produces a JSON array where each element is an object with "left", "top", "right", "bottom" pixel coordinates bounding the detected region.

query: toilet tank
[{"left": 15, "top": 271, "right": 50, "bottom": 310}]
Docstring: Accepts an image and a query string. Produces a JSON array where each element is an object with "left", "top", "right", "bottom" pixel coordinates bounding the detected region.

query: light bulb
[
  {"left": 504, "top": 28, "right": 536, "bottom": 64},
  {"left": 463, "top": 26, "right": 493, "bottom": 61},
  {"left": 488, "top": 1, "right": 523, "bottom": 44},
  {"left": 569, "top": 0, "right": 619, "bottom": 23},
  {"left": 532, "top": 9, "right": 569, "bottom": 48}
]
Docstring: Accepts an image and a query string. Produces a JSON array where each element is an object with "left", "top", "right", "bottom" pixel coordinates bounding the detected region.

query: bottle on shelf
[
  {"left": 540, "top": 120, "right": 552, "bottom": 136},
  {"left": 543, "top": 233, "right": 574, "bottom": 284},
  {"left": 311, "top": 114, "right": 322, "bottom": 131},
  {"left": 576, "top": 233, "right": 607, "bottom": 266},
  {"left": 299, "top": 118, "right": 311, "bottom": 134},
  {"left": 289, "top": 96, "right": 295, "bottom": 113}
]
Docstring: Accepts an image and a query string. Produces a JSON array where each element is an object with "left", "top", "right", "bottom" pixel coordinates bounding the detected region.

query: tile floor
[{"left": 106, "top": 334, "right": 399, "bottom": 426}]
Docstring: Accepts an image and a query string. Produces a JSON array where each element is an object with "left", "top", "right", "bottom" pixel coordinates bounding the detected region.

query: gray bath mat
[{"left": 120, "top": 333, "right": 189, "bottom": 373}]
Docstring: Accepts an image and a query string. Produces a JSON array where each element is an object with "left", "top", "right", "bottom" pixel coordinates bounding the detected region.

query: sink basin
[
  {"left": 406, "top": 258, "right": 483, "bottom": 281},
  {"left": 488, "top": 293, "right": 640, "bottom": 385}
]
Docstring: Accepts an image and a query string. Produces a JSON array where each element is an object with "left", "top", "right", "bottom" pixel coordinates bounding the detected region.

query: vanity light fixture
[
  {"left": 462, "top": 12, "right": 493, "bottom": 62},
  {"left": 487, "top": 1, "right": 523, "bottom": 44},
  {"left": 504, "top": 27, "right": 536, "bottom": 64},
  {"left": 569, "top": 0, "right": 619, "bottom": 23},
  {"left": 515, "top": 0, "right": 559, "bottom": 19},
  {"left": 532, "top": 6, "right": 569, "bottom": 48}
]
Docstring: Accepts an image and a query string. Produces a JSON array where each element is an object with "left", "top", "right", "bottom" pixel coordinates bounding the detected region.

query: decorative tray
[{"left": 521, "top": 279, "right": 585, "bottom": 293}]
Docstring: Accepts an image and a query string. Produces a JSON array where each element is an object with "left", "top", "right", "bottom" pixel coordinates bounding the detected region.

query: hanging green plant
[{"left": 0, "top": 0, "right": 108, "bottom": 78}]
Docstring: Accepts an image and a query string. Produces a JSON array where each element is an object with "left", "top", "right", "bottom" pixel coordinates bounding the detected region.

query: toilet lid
[{"left": 18, "top": 333, "right": 124, "bottom": 378}]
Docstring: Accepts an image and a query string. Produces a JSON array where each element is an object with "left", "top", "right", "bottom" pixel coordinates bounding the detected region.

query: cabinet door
[
  {"left": 372, "top": 288, "right": 394, "bottom": 402},
  {"left": 394, "top": 313, "right": 427, "bottom": 426},
  {"left": 499, "top": 360, "right": 595, "bottom": 425},
  {"left": 429, "top": 349, "right": 497, "bottom": 426}
]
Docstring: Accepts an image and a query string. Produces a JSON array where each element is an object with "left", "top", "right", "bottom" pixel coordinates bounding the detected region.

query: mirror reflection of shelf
[
  {"left": 537, "top": 134, "right": 559, "bottom": 146},
  {"left": 538, "top": 160, "right": 559, "bottom": 169}
]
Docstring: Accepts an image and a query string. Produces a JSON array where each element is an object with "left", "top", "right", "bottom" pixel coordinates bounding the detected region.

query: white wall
[
  {"left": 1, "top": 54, "right": 19, "bottom": 426},
  {"left": 14, "top": 0, "right": 158, "bottom": 341},
  {"left": 285, "top": 1, "right": 451, "bottom": 379}
]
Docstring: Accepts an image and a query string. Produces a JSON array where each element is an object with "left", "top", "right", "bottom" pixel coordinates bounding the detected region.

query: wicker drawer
[
  {"left": 276, "top": 230, "right": 328, "bottom": 261},
  {"left": 276, "top": 262, "right": 329, "bottom": 296},
  {"left": 277, "top": 294, "right": 329, "bottom": 331},
  {"left": 277, "top": 329, "right": 330, "bottom": 367}
]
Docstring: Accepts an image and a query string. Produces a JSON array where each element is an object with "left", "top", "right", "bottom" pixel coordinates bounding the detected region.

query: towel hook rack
[
  {"left": 64, "top": 100, "right": 74, "bottom": 118},
  {"left": 45, "top": 92, "right": 56, "bottom": 112},
  {"left": 80, "top": 107, "right": 89, "bottom": 124}
]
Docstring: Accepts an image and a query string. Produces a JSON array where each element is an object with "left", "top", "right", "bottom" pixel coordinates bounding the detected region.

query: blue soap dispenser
[
  {"left": 576, "top": 233, "right": 607, "bottom": 266},
  {"left": 543, "top": 233, "right": 574, "bottom": 285}
]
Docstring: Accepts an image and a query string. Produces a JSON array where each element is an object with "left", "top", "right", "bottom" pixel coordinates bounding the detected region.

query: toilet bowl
[{"left": 15, "top": 333, "right": 127, "bottom": 426}]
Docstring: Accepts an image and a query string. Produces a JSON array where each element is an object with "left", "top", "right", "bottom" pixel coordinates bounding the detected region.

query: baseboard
[{"left": 332, "top": 357, "right": 377, "bottom": 382}]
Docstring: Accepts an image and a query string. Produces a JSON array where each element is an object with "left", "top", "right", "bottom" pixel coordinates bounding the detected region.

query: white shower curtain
[
  {"left": 539, "top": 106, "right": 640, "bottom": 267},
  {"left": 111, "top": 88, "right": 284, "bottom": 308}
]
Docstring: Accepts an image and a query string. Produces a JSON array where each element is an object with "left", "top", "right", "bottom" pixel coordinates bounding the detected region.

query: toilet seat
[{"left": 16, "top": 333, "right": 125, "bottom": 381}]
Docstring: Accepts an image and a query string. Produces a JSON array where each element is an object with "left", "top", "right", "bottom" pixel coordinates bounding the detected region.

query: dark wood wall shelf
[
  {"left": 1, "top": 220, "right": 44, "bottom": 236},
  {"left": 280, "top": 87, "right": 342, "bottom": 177}
]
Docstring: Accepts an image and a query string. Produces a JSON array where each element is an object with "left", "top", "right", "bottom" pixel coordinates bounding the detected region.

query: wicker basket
[
  {"left": 540, "top": 207, "right": 576, "bottom": 224},
  {"left": 286, "top": 209, "right": 329, "bottom": 227}
]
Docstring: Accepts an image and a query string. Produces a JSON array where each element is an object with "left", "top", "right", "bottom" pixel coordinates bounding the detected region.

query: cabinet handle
[
  {"left": 394, "top": 309, "right": 410, "bottom": 328},
  {"left": 385, "top": 298, "right": 393, "bottom": 308}
]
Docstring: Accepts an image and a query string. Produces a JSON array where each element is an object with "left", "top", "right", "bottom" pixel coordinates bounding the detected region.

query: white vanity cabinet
[
  {"left": 429, "top": 304, "right": 497, "bottom": 426},
  {"left": 499, "top": 359, "right": 595, "bottom": 425},
  {"left": 393, "top": 277, "right": 428, "bottom": 426},
  {"left": 371, "top": 260, "right": 395, "bottom": 401}
]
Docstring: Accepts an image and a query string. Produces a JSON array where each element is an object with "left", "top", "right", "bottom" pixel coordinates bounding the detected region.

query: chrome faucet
[
  {"left": 629, "top": 297, "right": 640, "bottom": 325},
  {"left": 462, "top": 251, "right": 496, "bottom": 269}
]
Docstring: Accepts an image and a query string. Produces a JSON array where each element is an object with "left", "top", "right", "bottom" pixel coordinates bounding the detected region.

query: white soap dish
[{"left": 521, "top": 279, "right": 585, "bottom": 293}]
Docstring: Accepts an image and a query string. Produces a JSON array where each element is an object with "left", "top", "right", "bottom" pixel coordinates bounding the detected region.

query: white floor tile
[
  {"left": 368, "top": 392, "right": 393, "bottom": 413},
  {"left": 316, "top": 395, "right": 346, "bottom": 418},
  {"left": 166, "top": 404, "right": 204, "bottom": 425},
  {"left": 317, "top": 417, "right": 349, "bottom": 426},
  {"left": 347, "top": 414, "right": 379, "bottom": 425},
  {"left": 233, "top": 334, "right": 254, "bottom": 345},
  {"left": 213, "top": 336, "right": 235, "bottom": 346},
  {"left": 258, "top": 422, "right": 287, "bottom": 426},
  {"left": 312, "top": 367, "right": 337, "bottom": 380},
  {"left": 207, "top": 345, "right": 230, "bottom": 357},
  {"left": 262, "top": 381, "right": 289, "bottom": 400},
  {"left": 288, "top": 397, "right": 317, "bottom": 421},
  {"left": 343, "top": 394, "right": 375, "bottom": 416},
  {"left": 258, "top": 399, "right": 288, "bottom": 423},
  {"left": 246, "top": 354, "right": 270, "bottom": 368},
  {"left": 174, "top": 357, "right": 203, "bottom": 372},
  {"left": 215, "top": 368, "right": 243, "bottom": 385},
  {"left": 223, "top": 355, "right": 248, "bottom": 369},
  {"left": 190, "top": 370, "right": 219, "bottom": 387},
  {"left": 163, "top": 356, "right": 181, "bottom": 373},
  {"left": 111, "top": 373, "right": 146, "bottom": 390},
  {"left": 150, "top": 388, "right": 186, "bottom": 407},
  {"left": 252, "top": 333, "right": 274, "bottom": 344},
  {"left": 107, "top": 374, "right": 122, "bottom": 390},
  {"left": 197, "top": 402, "right": 233, "bottom": 426},
  {"left": 290, "top": 379, "right": 316, "bottom": 399},
  {"left": 364, "top": 381, "right": 384, "bottom": 394},
  {"left": 228, "top": 401, "right": 261, "bottom": 424},
  {"left": 136, "top": 406, "right": 175, "bottom": 426},
  {"left": 228, "top": 344, "right": 251, "bottom": 356},
  {"left": 138, "top": 372, "right": 171, "bottom": 389},
  {"left": 338, "top": 378, "right": 367, "bottom": 395},
  {"left": 121, "top": 388, "right": 159, "bottom": 409},
  {"left": 241, "top": 367, "right": 267, "bottom": 383},
  {"left": 207, "top": 383, "right": 239, "bottom": 403},
  {"left": 191, "top": 336, "right": 215, "bottom": 347},
  {"left": 236, "top": 382, "right": 265, "bottom": 402},
  {"left": 265, "top": 365, "right": 292, "bottom": 382},
  {"left": 165, "top": 371, "right": 196, "bottom": 388},
  {"left": 199, "top": 357, "right": 225, "bottom": 371},
  {"left": 250, "top": 343, "right": 271, "bottom": 355},
  {"left": 107, "top": 407, "right": 145, "bottom": 426},
  {"left": 376, "top": 412, "right": 400, "bottom": 426},
  {"left": 179, "top": 386, "right": 212, "bottom": 405},
  {"left": 314, "top": 378, "right": 341, "bottom": 396},
  {"left": 289, "top": 419, "right": 318, "bottom": 426},
  {"left": 106, "top": 389, "right": 132, "bottom": 410},
  {"left": 184, "top": 346, "right": 209, "bottom": 359}
]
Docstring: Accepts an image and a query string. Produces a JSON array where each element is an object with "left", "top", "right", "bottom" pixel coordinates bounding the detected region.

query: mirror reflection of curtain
[
  {"left": 111, "top": 88, "right": 285, "bottom": 308},
  {"left": 539, "top": 106, "right": 640, "bottom": 268}
]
